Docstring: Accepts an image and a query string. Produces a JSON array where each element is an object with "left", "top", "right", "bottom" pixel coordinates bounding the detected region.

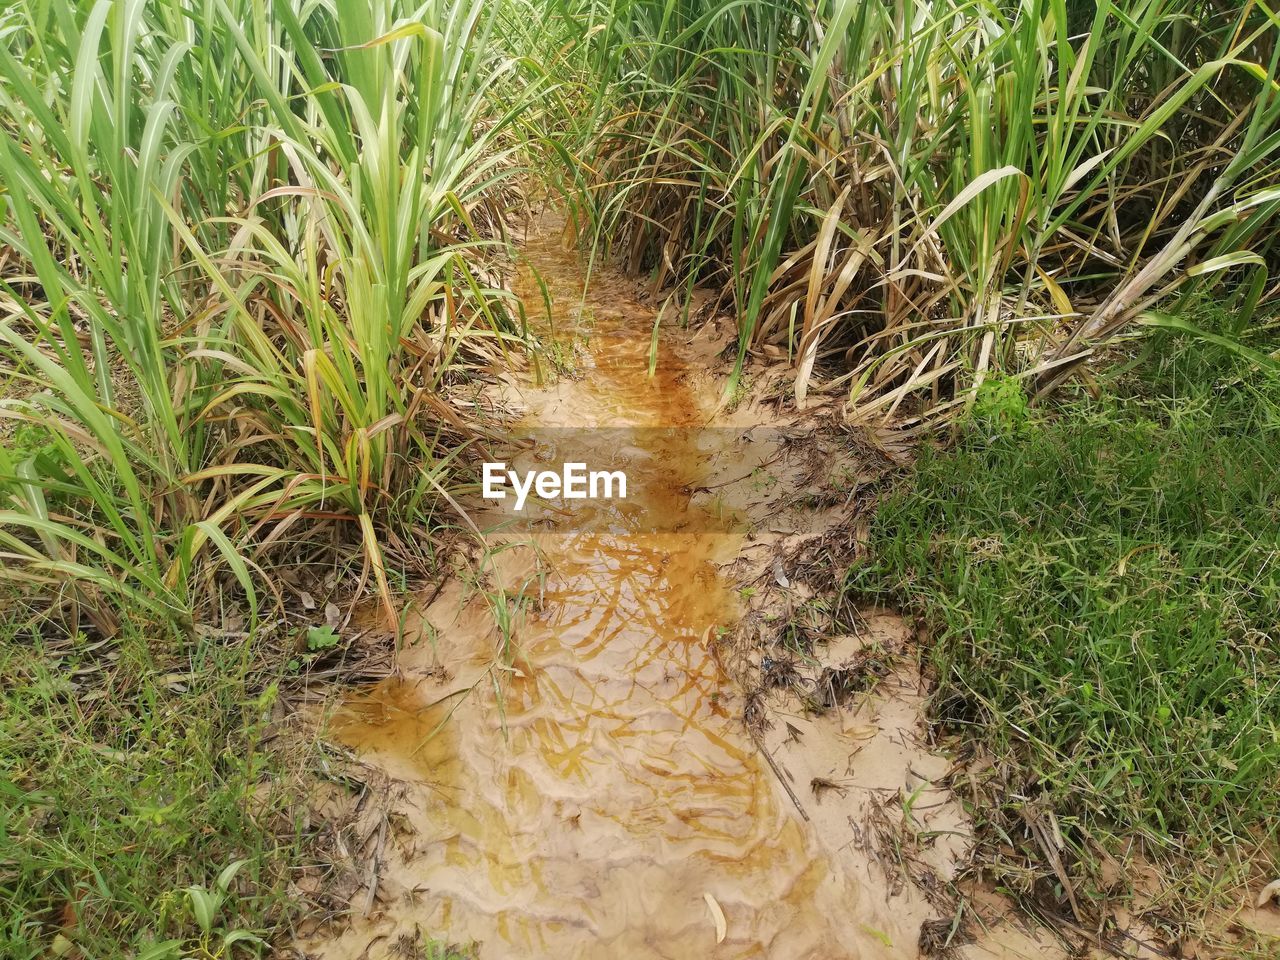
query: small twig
[
  {"left": 1024, "top": 808, "right": 1083, "bottom": 923},
  {"left": 362, "top": 812, "right": 389, "bottom": 917},
  {"left": 754, "top": 736, "right": 809, "bottom": 822}
]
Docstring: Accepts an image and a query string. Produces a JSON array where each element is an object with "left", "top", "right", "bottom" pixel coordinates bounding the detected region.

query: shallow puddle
[{"left": 319, "top": 223, "right": 925, "bottom": 958}]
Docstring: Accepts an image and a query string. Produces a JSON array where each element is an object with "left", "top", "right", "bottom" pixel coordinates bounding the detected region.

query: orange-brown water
[{"left": 319, "top": 224, "right": 916, "bottom": 958}]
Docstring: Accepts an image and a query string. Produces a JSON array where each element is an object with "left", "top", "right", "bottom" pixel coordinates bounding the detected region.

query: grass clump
[
  {"left": 0, "top": 0, "right": 538, "bottom": 630},
  {"left": 0, "top": 621, "right": 303, "bottom": 957},
  {"left": 851, "top": 322, "right": 1280, "bottom": 876}
]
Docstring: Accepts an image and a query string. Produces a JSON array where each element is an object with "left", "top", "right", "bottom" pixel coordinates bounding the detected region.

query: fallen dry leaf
[
  {"left": 842, "top": 723, "right": 880, "bottom": 740},
  {"left": 1256, "top": 878, "right": 1280, "bottom": 908},
  {"left": 772, "top": 558, "right": 790, "bottom": 588},
  {"left": 703, "top": 892, "right": 727, "bottom": 943},
  {"left": 325, "top": 601, "right": 342, "bottom": 628}
]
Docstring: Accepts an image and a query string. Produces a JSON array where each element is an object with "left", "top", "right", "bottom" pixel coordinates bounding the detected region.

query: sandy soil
[{"left": 283, "top": 216, "right": 1246, "bottom": 960}]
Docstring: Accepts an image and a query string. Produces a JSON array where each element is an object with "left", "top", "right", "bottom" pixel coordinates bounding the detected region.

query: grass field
[
  {"left": 851, "top": 304, "right": 1280, "bottom": 920},
  {"left": 0, "top": 621, "right": 301, "bottom": 957},
  {"left": 0, "top": 0, "right": 1278, "bottom": 954}
]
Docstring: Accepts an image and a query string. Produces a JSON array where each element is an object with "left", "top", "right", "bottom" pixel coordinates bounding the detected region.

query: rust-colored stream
[{"left": 317, "top": 223, "right": 913, "bottom": 959}]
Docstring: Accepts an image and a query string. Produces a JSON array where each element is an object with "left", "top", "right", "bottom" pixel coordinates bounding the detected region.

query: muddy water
[{"left": 321, "top": 224, "right": 905, "bottom": 958}]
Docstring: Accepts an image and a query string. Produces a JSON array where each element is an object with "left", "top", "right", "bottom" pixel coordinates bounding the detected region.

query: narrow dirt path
[{"left": 298, "top": 218, "right": 1061, "bottom": 959}]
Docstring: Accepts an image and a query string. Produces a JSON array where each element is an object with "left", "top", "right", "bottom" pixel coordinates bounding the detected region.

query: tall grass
[
  {"left": 0, "top": 0, "right": 535, "bottom": 630},
  {"left": 524, "top": 0, "right": 1280, "bottom": 428}
]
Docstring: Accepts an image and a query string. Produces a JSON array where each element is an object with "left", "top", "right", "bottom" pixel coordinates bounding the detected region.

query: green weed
[
  {"left": 0, "top": 620, "right": 304, "bottom": 957},
  {"left": 851, "top": 323, "right": 1280, "bottom": 888}
]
